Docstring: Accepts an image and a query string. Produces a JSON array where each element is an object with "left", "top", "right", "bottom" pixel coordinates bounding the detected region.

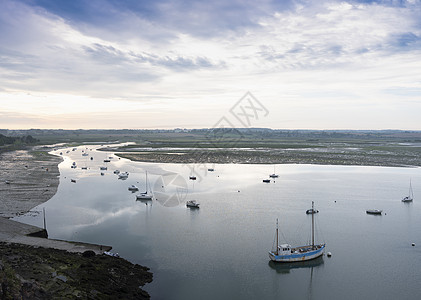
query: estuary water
[{"left": 15, "top": 145, "right": 421, "bottom": 300}]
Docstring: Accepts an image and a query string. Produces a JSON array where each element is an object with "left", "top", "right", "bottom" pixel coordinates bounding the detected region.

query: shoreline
[
  {"left": 115, "top": 150, "right": 421, "bottom": 168},
  {"left": 0, "top": 146, "right": 153, "bottom": 298}
]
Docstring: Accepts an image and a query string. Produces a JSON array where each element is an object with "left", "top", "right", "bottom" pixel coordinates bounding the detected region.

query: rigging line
[
  {"left": 314, "top": 217, "right": 325, "bottom": 244},
  {"left": 272, "top": 230, "right": 277, "bottom": 252}
]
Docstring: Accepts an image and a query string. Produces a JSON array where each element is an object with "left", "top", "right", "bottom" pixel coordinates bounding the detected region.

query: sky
[{"left": 0, "top": 0, "right": 420, "bottom": 130}]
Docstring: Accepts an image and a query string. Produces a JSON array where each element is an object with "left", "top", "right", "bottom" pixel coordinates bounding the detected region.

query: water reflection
[{"left": 268, "top": 256, "right": 324, "bottom": 274}]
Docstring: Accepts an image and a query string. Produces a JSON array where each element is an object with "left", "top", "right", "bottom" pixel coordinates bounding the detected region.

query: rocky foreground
[{"left": 0, "top": 242, "right": 152, "bottom": 299}]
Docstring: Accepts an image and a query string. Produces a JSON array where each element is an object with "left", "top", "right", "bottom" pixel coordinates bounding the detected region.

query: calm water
[{"left": 15, "top": 145, "right": 421, "bottom": 300}]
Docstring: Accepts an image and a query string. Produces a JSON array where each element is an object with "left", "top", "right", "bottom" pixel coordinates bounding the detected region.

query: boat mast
[
  {"left": 43, "top": 207, "right": 47, "bottom": 231},
  {"left": 311, "top": 201, "right": 315, "bottom": 249},
  {"left": 276, "top": 218, "right": 279, "bottom": 255},
  {"left": 410, "top": 179, "right": 413, "bottom": 198},
  {"left": 145, "top": 171, "right": 148, "bottom": 194}
]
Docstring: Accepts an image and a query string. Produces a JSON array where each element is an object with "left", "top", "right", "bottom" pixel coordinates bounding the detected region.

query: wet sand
[{"left": 0, "top": 147, "right": 62, "bottom": 218}]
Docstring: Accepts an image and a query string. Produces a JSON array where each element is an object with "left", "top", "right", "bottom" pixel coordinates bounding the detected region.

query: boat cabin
[{"left": 278, "top": 244, "right": 293, "bottom": 254}]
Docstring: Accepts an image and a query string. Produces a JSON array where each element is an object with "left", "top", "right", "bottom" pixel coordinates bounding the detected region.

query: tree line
[{"left": 0, "top": 134, "right": 39, "bottom": 146}]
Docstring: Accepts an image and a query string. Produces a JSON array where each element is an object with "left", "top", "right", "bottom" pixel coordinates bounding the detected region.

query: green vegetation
[{"left": 0, "top": 134, "right": 39, "bottom": 153}]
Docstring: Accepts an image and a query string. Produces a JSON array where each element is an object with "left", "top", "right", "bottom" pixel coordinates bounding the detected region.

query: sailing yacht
[
  {"left": 136, "top": 171, "right": 153, "bottom": 200},
  {"left": 269, "top": 166, "right": 279, "bottom": 178},
  {"left": 402, "top": 180, "right": 414, "bottom": 202},
  {"left": 269, "top": 201, "right": 325, "bottom": 262}
]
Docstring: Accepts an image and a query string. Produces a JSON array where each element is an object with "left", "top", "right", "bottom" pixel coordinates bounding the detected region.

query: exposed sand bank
[{"left": 0, "top": 147, "right": 62, "bottom": 218}]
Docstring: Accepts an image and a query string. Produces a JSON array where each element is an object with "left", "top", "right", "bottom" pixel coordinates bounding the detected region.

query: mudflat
[{"left": 0, "top": 147, "right": 61, "bottom": 218}]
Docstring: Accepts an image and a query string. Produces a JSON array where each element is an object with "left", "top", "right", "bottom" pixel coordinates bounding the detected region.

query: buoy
[
  {"left": 327, "top": 252, "right": 332, "bottom": 257},
  {"left": 412, "top": 243, "right": 415, "bottom": 247}
]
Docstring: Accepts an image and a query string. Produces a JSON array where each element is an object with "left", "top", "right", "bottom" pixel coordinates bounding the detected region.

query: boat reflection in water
[{"left": 268, "top": 255, "right": 324, "bottom": 274}]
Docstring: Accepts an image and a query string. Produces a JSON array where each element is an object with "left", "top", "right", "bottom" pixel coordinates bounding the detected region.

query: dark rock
[{"left": 82, "top": 250, "right": 96, "bottom": 258}]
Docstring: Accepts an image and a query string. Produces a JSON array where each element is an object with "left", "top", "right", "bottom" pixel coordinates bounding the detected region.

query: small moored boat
[
  {"left": 118, "top": 172, "right": 129, "bottom": 179},
  {"left": 269, "top": 166, "right": 279, "bottom": 178},
  {"left": 136, "top": 171, "right": 153, "bottom": 200},
  {"left": 128, "top": 185, "right": 139, "bottom": 191},
  {"left": 366, "top": 209, "right": 382, "bottom": 215},
  {"left": 186, "top": 200, "right": 200, "bottom": 208},
  {"left": 402, "top": 179, "right": 414, "bottom": 203},
  {"left": 306, "top": 208, "right": 319, "bottom": 214}
]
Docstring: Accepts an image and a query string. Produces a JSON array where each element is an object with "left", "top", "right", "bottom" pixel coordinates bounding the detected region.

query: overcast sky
[{"left": 0, "top": 0, "right": 420, "bottom": 130}]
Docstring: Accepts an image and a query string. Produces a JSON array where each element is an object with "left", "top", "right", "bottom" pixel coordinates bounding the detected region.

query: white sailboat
[
  {"left": 269, "top": 201, "right": 325, "bottom": 262},
  {"left": 136, "top": 171, "right": 153, "bottom": 200},
  {"left": 269, "top": 166, "right": 279, "bottom": 178},
  {"left": 402, "top": 180, "right": 414, "bottom": 202}
]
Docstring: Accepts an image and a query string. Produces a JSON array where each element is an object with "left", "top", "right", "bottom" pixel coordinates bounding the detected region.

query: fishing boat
[
  {"left": 136, "top": 171, "right": 153, "bottom": 200},
  {"left": 366, "top": 209, "right": 382, "bottom": 215},
  {"left": 186, "top": 200, "right": 200, "bottom": 208},
  {"left": 269, "top": 201, "right": 325, "bottom": 262},
  {"left": 402, "top": 180, "right": 414, "bottom": 202}
]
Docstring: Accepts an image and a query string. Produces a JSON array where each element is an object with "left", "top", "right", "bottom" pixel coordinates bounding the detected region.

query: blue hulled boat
[{"left": 269, "top": 201, "right": 325, "bottom": 262}]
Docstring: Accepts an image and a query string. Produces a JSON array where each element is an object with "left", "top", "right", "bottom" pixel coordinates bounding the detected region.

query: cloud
[
  {"left": 1, "top": 0, "right": 421, "bottom": 129},
  {"left": 83, "top": 43, "right": 225, "bottom": 71}
]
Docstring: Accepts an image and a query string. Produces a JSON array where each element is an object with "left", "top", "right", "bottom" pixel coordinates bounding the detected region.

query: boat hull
[
  {"left": 366, "top": 210, "right": 382, "bottom": 215},
  {"left": 269, "top": 244, "right": 325, "bottom": 262},
  {"left": 136, "top": 194, "right": 152, "bottom": 200}
]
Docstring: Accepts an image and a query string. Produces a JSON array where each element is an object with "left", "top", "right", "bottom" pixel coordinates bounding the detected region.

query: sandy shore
[{"left": 0, "top": 147, "right": 62, "bottom": 218}]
